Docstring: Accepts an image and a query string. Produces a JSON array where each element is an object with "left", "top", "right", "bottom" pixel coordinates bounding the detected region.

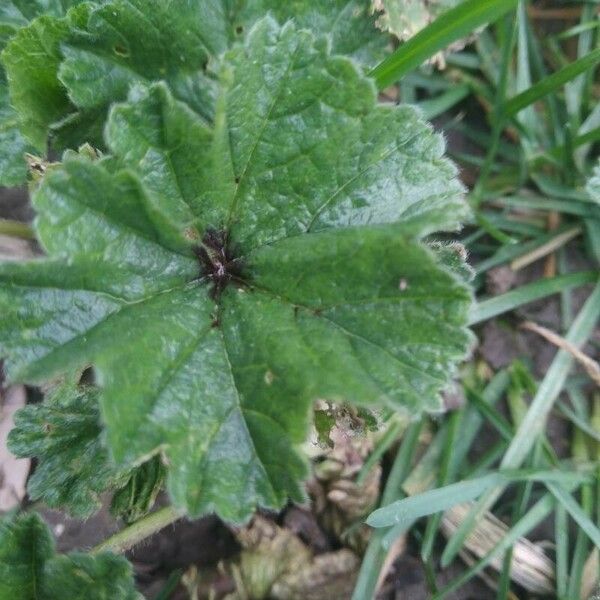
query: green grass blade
[
  {"left": 557, "top": 402, "right": 600, "bottom": 444},
  {"left": 434, "top": 484, "right": 579, "bottom": 599},
  {"left": 567, "top": 485, "right": 593, "bottom": 599},
  {"left": 470, "top": 271, "right": 598, "bottom": 324},
  {"left": 503, "top": 47, "right": 600, "bottom": 118},
  {"left": 351, "top": 420, "right": 423, "bottom": 600},
  {"left": 474, "top": 226, "right": 575, "bottom": 275},
  {"left": 500, "top": 280, "right": 600, "bottom": 468},
  {"left": 383, "top": 373, "right": 510, "bottom": 551},
  {"left": 441, "top": 280, "right": 600, "bottom": 567},
  {"left": 155, "top": 570, "right": 183, "bottom": 600},
  {"left": 555, "top": 504, "right": 569, "bottom": 598},
  {"left": 417, "top": 84, "right": 471, "bottom": 120},
  {"left": 451, "top": 371, "right": 510, "bottom": 470},
  {"left": 514, "top": 0, "right": 539, "bottom": 149},
  {"left": 548, "top": 483, "right": 600, "bottom": 549},
  {"left": 0, "top": 219, "right": 35, "bottom": 240},
  {"left": 367, "top": 469, "right": 590, "bottom": 528},
  {"left": 370, "top": 0, "right": 519, "bottom": 89},
  {"left": 420, "top": 411, "right": 461, "bottom": 561},
  {"left": 356, "top": 418, "right": 405, "bottom": 486},
  {"left": 368, "top": 474, "right": 502, "bottom": 528},
  {"left": 465, "top": 387, "right": 513, "bottom": 441}
]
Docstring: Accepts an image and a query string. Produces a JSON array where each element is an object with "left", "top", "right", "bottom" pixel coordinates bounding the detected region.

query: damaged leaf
[{"left": 372, "top": 0, "right": 468, "bottom": 67}]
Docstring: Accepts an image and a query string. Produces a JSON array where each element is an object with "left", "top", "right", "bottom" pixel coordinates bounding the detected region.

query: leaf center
[{"left": 194, "top": 229, "right": 244, "bottom": 298}]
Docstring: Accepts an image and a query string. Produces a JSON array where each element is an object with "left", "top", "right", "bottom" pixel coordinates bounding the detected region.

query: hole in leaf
[
  {"left": 235, "top": 25, "right": 244, "bottom": 35},
  {"left": 113, "top": 43, "right": 130, "bottom": 57}
]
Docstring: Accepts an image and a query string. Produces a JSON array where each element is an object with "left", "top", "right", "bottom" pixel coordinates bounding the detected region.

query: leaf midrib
[{"left": 225, "top": 37, "right": 303, "bottom": 228}]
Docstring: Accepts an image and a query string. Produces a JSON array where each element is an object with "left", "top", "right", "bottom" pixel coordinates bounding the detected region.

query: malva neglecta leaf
[
  {"left": 0, "top": 81, "right": 34, "bottom": 186},
  {"left": 0, "top": 18, "right": 473, "bottom": 522},
  {"left": 8, "top": 378, "right": 164, "bottom": 520},
  {"left": 0, "top": 512, "right": 141, "bottom": 600},
  {"left": 0, "top": 0, "right": 386, "bottom": 172},
  {"left": 7, "top": 380, "right": 126, "bottom": 518},
  {"left": 0, "top": 1, "right": 88, "bottom": 185}
]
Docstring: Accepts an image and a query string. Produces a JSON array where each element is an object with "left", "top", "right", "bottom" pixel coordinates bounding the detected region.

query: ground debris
[{"left": 223, "top": 516, "right": 359, "bottom": 600}]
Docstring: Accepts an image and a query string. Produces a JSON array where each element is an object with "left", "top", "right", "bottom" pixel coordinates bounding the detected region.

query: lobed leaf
[
  {"left": 8, "top": 381, "right": 125, "bottom": 518},
  {"left": 0, "top": 0, "right": 386, "bottom": 167},
  {"left": 8, "top": 378, "right": 166, "bottom": 520},
  {"left": 0, "top": 512, "right": 141, "bottom": 600},
  {"left": 2, "top": 15, "right": 72, "bottom": 150},
  {"left": 0, "top": 2, "right": 87, "bottom": 185},
  {"left": 0, "top": 18, "right": 473, "bottom": 522}
]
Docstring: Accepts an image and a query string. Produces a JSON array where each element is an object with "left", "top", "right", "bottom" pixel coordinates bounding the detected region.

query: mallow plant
[{"left": 0, "top": 1, "right": 473, "bottom": 596}]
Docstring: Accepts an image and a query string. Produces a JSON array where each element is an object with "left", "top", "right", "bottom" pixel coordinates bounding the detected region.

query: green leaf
[
  {"left": 503, "top": 47, "right": 600, "bottom": 119},
  {"left": 58, "top": 0, "right": 385, "bottom": 113},
  {"left": 2, "top": 15, "right": 72, "bottom": 149},
  {"left": 0, "top": 1, "right": 86, "bottom": 50},
  {"left": 57, "top": 0, "right": 216, "bottom": 118},
  {"left": 0, "top": 512, "right": 52, "bottom": 599},
  {"left": 0, "top": 512, "right": 141, "bottom": 600},
  {"left": 1, "top": 0, "right": 386, "bottom": 158},
  {"left": 367, "top": 469, "right": 593, "bottom": 528},
  {"left": 111, "top": 456, "right": 166, "bottom": 524},
  {"left": 8, "top": 381, "right": 124, "bottom": 518},
  {"left": 8, "top": 378, "right": 165, "bottom": 519},
  {"left": 0, "top": 81, "right": 34, "bottom": 186},
  {"left": 247, "top": 0, "right": 387, "bottom": 67},
  {"left": 1, "top": 19, "right": 472, "bottom": 522},
  {"left": 0, "top": 2, "right": 88, "bottom": 184}
]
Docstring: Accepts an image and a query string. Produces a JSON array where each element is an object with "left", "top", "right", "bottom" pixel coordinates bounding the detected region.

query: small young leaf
[
  {"left": 0, "top": 512, "right": 141, "bottom": 600},
  {"left": 0, "top": 18, "right": 472, "bottom": 522},
  {"left": 7, "top": 381, "right": 127, "bottom": 518},
  {"left": 0, "top": 511, "right": 52, "bottom": 599},
  {"left": 111, "top": 457, "right": 166, "bottom": 524}
]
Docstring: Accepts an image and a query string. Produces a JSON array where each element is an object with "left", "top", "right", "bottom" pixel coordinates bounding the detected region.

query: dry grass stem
[{"left": 521, "top": 321, "right": 600, "bottom": 386}]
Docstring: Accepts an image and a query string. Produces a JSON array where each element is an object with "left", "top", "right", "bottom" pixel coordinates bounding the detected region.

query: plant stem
[
  {"left": 0, "top": 219, "right": 35, "bottom": 240},
  {"left": 91, "top": 506, "right": 182, "bottom": 555}
]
